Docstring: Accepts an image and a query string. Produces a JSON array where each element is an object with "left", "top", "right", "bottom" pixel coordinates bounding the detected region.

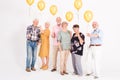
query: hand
[
  {"left": 76, "top": 32, "right": 80, "bottom": 37},
  {"left": 27, "top": 34, "right": 31, "bottom": 38},
  {"left": 37, "top": 41, "right": 41, "bottom": 45},
  {"left": 41, "top": 30, "right": 44, "bottom": 33},
  {"left": 87, "top": 33, "right": 91, "bottom": 37},
  {"left": 39, "top": 25, "right": 42, "bottom": 30},
  {"left": 51, "top": 33, "right": 55, "bottom": 38}
]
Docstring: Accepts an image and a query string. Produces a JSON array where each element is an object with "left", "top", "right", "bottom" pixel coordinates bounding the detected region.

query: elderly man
[
  {"left": 26, "top": 19, "right": 40, "bottom": 72},
  {"left": 51, "top": 17, "right": 62, "bottom": 72},
  {"left": 86, "top": 21, "right": 103, "bottom": 79}
]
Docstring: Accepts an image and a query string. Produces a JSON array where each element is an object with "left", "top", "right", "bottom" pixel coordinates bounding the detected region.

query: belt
[
  {"left": 90, "top": 44, "right": 101, "bottom": 46},
  {"left": 27, "top": 39, "right": 38, "bottom": 42}
]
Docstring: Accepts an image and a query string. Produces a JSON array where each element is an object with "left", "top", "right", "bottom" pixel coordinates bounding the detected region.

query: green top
[{"left": 57, "top": 30, "right": 71, "bottom": 50}]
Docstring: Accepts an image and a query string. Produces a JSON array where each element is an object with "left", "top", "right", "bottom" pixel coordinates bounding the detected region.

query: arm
[
  {"left": 77, "top": 33, "right": 84, "bottom": 45},
  {"left": 51, "top": 26, "right": 55, "bottom": 38},
  {"left": 57, "top": 31, "right": 62, "bottom": 52},
  {"left": 58, "top": 41, "right": 62, "bottom": 52},
  {"left": 70, "top": 31, "right": 72, "bottom": 38},
  {"left": 87, "top": 30, "right": 103, "bottom": 38},
  {"left": 26, "top": 26, "right": 31, "bottom": 39},
  {"left": 87, "top": 33, "right": 98, "bottom": 37}
]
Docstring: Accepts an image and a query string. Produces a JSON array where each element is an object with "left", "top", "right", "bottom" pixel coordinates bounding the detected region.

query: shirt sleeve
[
  {"left": 26, "top": 26, "right": 31, "bottom": 39},
  {"left": 81, "top": 33, "right": 85, "bottom": 44},
  {"left": 52, "top": 26, "right": 55, "bottom": 34},
  {"left": 26, "top": 26, "right": 30, "bottom": 35},
  {"left": 98, "top": 30, "right": 103, "bottom": 38}
]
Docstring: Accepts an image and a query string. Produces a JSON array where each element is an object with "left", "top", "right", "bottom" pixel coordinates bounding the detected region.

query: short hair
[
  {"left": 62, "top": 21, "right": 68, "bottom": 27},
  {"left": 73, "top": 24, "right": 79, "bottom": 28}
]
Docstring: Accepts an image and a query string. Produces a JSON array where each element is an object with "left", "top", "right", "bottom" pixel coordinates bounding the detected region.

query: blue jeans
[{"left": 26, "top": 40, "right": 37, "bottom": 68}]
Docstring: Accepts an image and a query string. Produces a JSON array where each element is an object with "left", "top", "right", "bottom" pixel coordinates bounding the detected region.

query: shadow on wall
[{"left": 12, "top": 24, "right": 26, "bottom": 70}]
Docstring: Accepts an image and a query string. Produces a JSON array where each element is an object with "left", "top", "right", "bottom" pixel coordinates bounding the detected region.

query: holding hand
[
  {"left": 87, "top": 33, "right": 91, "bottom": 37},
  {"left": 51, "top": 32, "right": 56, "bottom": 38}
]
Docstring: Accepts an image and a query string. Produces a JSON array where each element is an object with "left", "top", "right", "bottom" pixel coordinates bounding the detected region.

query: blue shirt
[{"left": 90, "top": 28, "right": 103, "bottom": 44}]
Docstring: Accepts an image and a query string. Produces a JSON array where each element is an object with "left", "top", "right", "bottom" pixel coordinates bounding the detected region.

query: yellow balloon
[
  {"left": 74, "top": 0, "right": 82, "bottom": 11},
  {"left": 66, "top": 11, "right": 73, "bottom": 22},
  {"left": 84, "top": 10, "right": 93, "bottom": 23},
  {"left": 37, "top": 0, "right": 45, "bottom": 11},
  {"left": 26, "top": 0, "right": 34, "bottom": 6},
  {"left": 50, "top": 5, "right": 57, "bottom": 16}
]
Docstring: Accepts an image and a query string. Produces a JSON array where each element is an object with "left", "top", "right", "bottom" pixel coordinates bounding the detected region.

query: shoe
[
  {"left": 26, "top": 68, "right": 31, "bottom": 72},
  {"left": 51, "top": 68, "right": 56, "bottom": 72},
  {"left": 63, "top": 71, "right": 68, "bottom": 74},
  {"left": 86, "top": 73, "right": 93, "bottom": 76},
  {"left": 94, "top": 76, "right": 99, "bottom": 79},
  {"left": 72, "top": 72, "right": 77, "bottom": 75},
  {"left": 40, "top": 65, "right": 45, "bottom": 69},
  {"left": 31, "top": 67, "right": 36, "bottom": 71},
  {"left": 60, "top": 72, "right": 64, "bottom": 75},
  {"left": 42, "top": 65, "right": 48, "bottom": 70}
]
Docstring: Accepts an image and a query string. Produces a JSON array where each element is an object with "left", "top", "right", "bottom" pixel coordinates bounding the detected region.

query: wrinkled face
[
  {"left": 73, "top": 27, "right": 79, "bottom": 33},
  {"left": 56, "top": 17, "right": 62, "bottom": 24},
  {"left": 92, "top": 22, "right": 98, "bottom": 29},
  {"left": 33, "top": 19, "right": 39, "bottom": 26},
  {"left": 45, "top": 22, "right": 50, "bottom": 28},
  {"left": 62, "top": 23, "right": 68, "bottom": 29}
]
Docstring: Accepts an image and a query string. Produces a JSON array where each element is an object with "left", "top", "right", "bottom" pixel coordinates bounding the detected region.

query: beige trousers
[
  {"left": 60, "top": 50, "right": 69, "bottom": 72},
  {"left": 52, "top": 45, "right": 59, "bottom": 69}
]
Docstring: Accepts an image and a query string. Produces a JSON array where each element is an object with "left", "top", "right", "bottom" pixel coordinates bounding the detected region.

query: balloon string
[
  {"left": 87, "top": 23, "right": 90, "bottom": 33},
  {"left": 77, "top": 11, "right": 79, "bottom": 24},
  {"left": 29, "top": 7, "right": 31, "bottom": 16}
]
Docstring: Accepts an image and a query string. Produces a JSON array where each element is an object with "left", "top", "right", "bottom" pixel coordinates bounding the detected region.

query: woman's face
[
  {"left": 45, "top": 22, "right": 50, "bottom": 28},
  {"left": 73, "top": 27, "right": 79, "bottom": 33},
  {"left": 62, "top": 23, "right": 68, "bottom": 29}
]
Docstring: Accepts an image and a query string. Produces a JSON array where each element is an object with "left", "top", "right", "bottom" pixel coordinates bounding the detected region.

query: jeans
[{"left": 26, "top": 40, "right": 37, "bottom": 68}]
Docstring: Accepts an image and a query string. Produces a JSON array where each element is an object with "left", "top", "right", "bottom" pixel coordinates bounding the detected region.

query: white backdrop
[{"left": 0, "top": 0, "right": 120, "bottom": 80}]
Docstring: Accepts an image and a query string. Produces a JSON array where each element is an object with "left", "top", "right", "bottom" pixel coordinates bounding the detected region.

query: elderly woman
[
  {"left": 71, "top": 24, "right": 85, "bottom": 76},
  {"left": 57, "top": 21, "right": 72, "bottom": 75},
  {"left": 39, "top": 22, "right": 50, "bottom": 70}
]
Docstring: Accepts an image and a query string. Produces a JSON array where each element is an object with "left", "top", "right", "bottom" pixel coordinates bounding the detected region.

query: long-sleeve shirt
[{"left": 26, "top": 25, "right": 40, "bottom": 42}]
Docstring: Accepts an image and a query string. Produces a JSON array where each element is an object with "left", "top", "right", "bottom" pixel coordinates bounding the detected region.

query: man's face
[
  {"left": 92, "top": 22, "right": 98, "bottom": 29},
  {"left": 33, "top": 20, "right": 39, "bottom": 26},
  {"left": 56, "top": 17, "right": 61, "bottom": 24}
]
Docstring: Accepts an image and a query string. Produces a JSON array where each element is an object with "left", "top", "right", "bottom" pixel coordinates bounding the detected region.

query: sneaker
[{"left": 26, "top": 68, "right": 31, "bottom": 72}]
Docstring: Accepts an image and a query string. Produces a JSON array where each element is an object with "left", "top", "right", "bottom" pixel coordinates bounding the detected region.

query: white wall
[{"left": 0, "top": 0, "right": 120, "bottom": 79}]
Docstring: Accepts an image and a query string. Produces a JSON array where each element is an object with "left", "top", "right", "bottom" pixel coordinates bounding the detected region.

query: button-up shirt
[
  {"left": 52, "top": 24, "right": 62, "bottom": 46},
  {"left": 90, "top": 28, "right": 103, "bottom": 44},
  {"left": 57, "top": 30, "right": 71, "bottom": 50},
  {"left": 26, "top": 25, "right": 40, "bottom": 42}
]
